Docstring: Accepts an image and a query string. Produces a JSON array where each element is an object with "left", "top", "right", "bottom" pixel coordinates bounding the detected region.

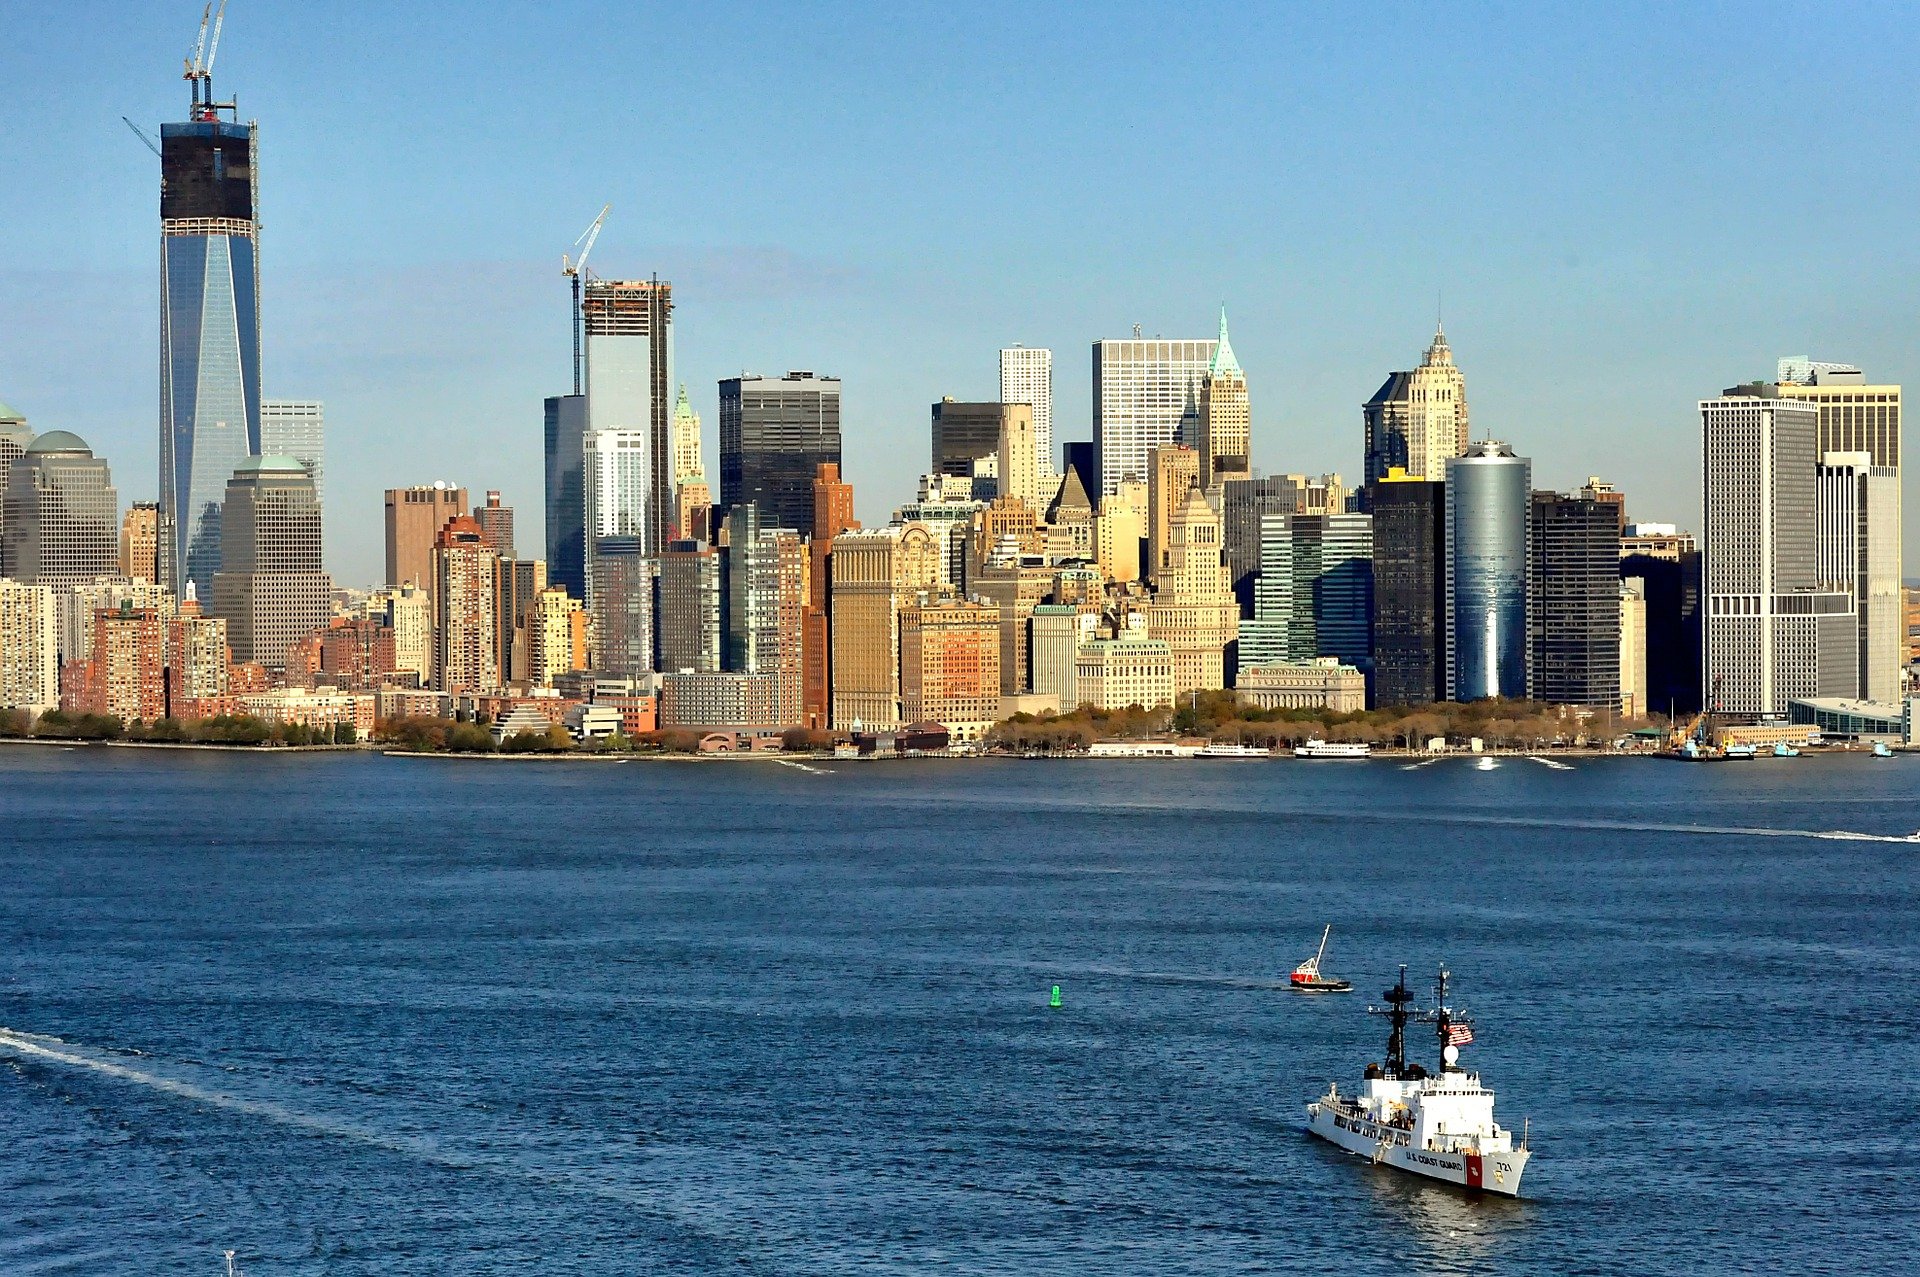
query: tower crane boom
[{"left": 564, "top": 204, "right": 611, "bottom": 396}]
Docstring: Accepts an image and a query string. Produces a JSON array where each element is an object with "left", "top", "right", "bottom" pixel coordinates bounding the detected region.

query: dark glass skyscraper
[
  {"left": 543, "top": 394, "right": 587, "bottom": 599},
  {"left": 1528, "top": 492, "right": 1622, "bottom": 708},
  {"left": 720, "top": 373, "right": 841, "bottom": 534},
  {"left": 1369, "top": 476, "right": 1447, "bottom": 706},
  {"left": 159, "top": 92, "right": 261, "bottom": 599}
]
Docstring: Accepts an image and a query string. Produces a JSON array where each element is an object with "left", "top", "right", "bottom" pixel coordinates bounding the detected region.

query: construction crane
[
  {"left": 122, "top": 116, "right": 163, "bottom": 159},
  {"left": 183, "top": 1, "right": 234, "bottom": 122},
  {"left": 561, "top": 204, "right": 611, "bottom": 396}
]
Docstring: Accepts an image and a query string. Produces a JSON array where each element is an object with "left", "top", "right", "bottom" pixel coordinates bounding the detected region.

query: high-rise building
[
  {"left": 584, "top": 427, "right": 650, "bottom": 605},
  {"left": 657, "top": 539, "right": 722, "bottom": 674},
  {"left": 1094, "top": 479, "right": 1147, "bottom": 585},
  {"left": 528, "top": 586, "right": 587, "bottom": 686},
  {"left": 0, "top": 579, "right": 59, "bottom": 715},
  {"left": 1363, "top": 326, "right": 1470, "bottom": 490},
  {"left": 804, "top": 462, "right": 857, "bottom": 729},
  {"left": 82, "top": 601, "right": 168, "bottom": 723},
  {"left": 311, "top": 618, "right": 394, "bottom": 696},
  {"left": 495, "top": 558, "right": 548, "bottom": 684},
  {"left": 900, "top": 596, "right": 1002, "bottom": 739},
  {"left": 1529, "top": 491, "right": 1621, "bottom": 708},
  {"left": 1145, "top": 482, "right": 1239, "bottom": 695},
  {"left": 1075, "top": 627, "right": 1176, "bottom": 711},
  {"left": 1222, "top": 475, "right": 1348, "bottom": 616},
  {"left": 999, "top": 346, "right": 1054, "bottom": 476},
  {"left": 830, "top": 529, "right": 907, "bottom": 729},
  {"left": 1092, "top": 336, "right": 1215, "bottom": 498},
  {"left": 371, "top": 583, "right": 431, "bottom": 687},
  {"left": 1701, "top": 387, "right": 1857, "bottom": 715},
  {"left": 893, "top": 473, "right": 987, "bottom": 587},
  {"left": 209, "top": 457, "right": 332, "bottom": 669},
  {"left": 589, "top": 536, "right": 654, "bottom": 679},
  {"left": 671, "top": 384, "right": 704, "bottom": 487},
  {"left": 166, "top": 589, "right": 231, "bottom": 711},
  {"left": 1621, "top": 528, "right": 1703, "bottom": 717},
  {"left": 997, "top": 404, "right": 1041, "bottom": 510},
  {"left": 723, "top": 504, "right": 805, "bottom": 727},
  {"left": 1369, "top": 472, "right": 1447, "bottom": 707},
  {"left": 384, "top": 484, "right": 466, "bottom": 589},
  {"left": 261, "top": 401, "right": 324, "bottom": 504},
  {"left": 475, "top": 491, "right": 515, "bottom": 559},
  {"left": 158, "top": 66, "right": 261, "bottom": 600},
  {"left": 1778, "top": 360, "right": 1900, "bottom": 465},
  {"left": 433, "top": 515, "right": 499, "bottom": 695},
  {"left": 583, "top": 279, "right": 674, "bottom": 553},
  {"left": 1619, "top": 579, "right": 1648, "bottom": 719},
  {"left": 119, "top": 502, "right": 161, "bottom": 582},
  {"left": 58, "top": 576, "right": 174, "bottom": 668},
  {"left": 0, "top": 413, "right": 30, "bottom": 560},
  {"left": 1, "top": 432, "right": 119, "bottom": 595},
  {"left": 721, "top": 372, "right": 842, "bottom": 533},
  {"left": 931, "top": 399, "right": 1004, "bottom": 481},
  {"left": 1816, "top": 451, "right": 1901, "bottom": 702},
  {"left": 542, "top": 394, "right": 588, "bottom": 599},
  {"left": 1445, "top": 440, "right": 1531, "bottom": 701},
  {"left": 1029, "top": 603, "right": 1094, "bottom": 711},
  {"left": 1146, "top": 446, "right": 1200, "bottom": 587},
  {"left": 1198, "top": 307, "right": 1250, "bottom": 491},
  {"left": 1240, "top": 512, "right": 1373, "bottom": 677},
  {"left": 1043, "top": 465, "right": 1096, "bottom": 562},
  {"left": 676, "top": 479, "right": 712, "bottom": 545}
]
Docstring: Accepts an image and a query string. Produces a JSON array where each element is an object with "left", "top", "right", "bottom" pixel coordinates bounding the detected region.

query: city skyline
[{"left": 5, "top": 4, "right": 1920, "bottom": 584}]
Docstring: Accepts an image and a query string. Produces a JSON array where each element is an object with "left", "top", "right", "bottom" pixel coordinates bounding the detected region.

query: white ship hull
[{"left": 1307, "top": 1100, "right": 1529, "bottom": 1197}]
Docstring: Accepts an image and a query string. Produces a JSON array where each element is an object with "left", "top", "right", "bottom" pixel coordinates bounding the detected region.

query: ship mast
[{"left": 1370, "top": 965, "right": 1416, "bottom": 1078}]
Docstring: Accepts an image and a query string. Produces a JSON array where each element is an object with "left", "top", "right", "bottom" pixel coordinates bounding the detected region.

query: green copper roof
[
  {"left": 674, "top": 383, "right": 695, "bottom": 418},
  {"left": 0, "top": 399, "right": 24, "bottom": 424},
  {"left": 1207, "top": 306, "right": 1242, "bottom": 378}
]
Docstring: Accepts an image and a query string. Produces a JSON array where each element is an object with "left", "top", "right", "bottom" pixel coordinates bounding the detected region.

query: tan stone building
[
  {"left": 1620, "top": 579, "right": 1648, "bottom": 718},
  {"left": 528, "top": 586, "right": 588, "bottom": 686},
  {"left": 1197, "top": 308, "right": 1249, "bottom": 491},
  {"left": 0, "top": 578, "right": 58, "bottom": 714},
  {"left": 828, "top": 528, "right": 909, "bottom": 729},
  {"left": 385, "top": 484, "right": 466, "bottom": 589},
  {"left": 1363, "top": 326, "right": 1469, "bottom": 486},
  {"left": 1095, "top": 478, "right": 1147, "bottom": 584},
  {"left": 1236, "top": 658, "right": 1366, "bottom": 713},
  {"left": 1146, "top": 445, "right": 1200, "bottom": 586},
  {"left": 1146, "top": 483, "right": 1239, "bottom": 695},
  {"left": 1075, "top": 629, "right": 1175, "bottom": 711},
  {"left": 996, "top": 403, "right": 1041, "bottom": 511},
  {"left": 433, "top": 515, "right": 498, "bottom": 696},
  {"left": 118, "top": 502, "right": 160, "bottom": 582},
  {"left": 901, "top": 596, "right": 1002, "bottom": 740}
]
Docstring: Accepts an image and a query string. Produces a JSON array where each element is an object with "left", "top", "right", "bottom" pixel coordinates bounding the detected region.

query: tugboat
[
  {"left": 1305, "top": 966, "right": 1531, "bottom": 1196},
  {"left": 1288, "top": 926, "right": 1353, "bottom": 992}
]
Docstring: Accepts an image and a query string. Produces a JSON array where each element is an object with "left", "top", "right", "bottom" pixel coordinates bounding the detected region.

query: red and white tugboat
[
  {"left": 1305, "top": 966, "right": 1531, "bottom": 1196},
  {"left": 1288, "top": 925, "right": 1353, "bottom": 992}
]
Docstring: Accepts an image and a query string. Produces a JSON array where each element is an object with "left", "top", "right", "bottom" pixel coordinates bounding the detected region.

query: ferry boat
[
  {"left": 1306, "top": 966, "right": 1531, "bottom": 1197},
  {"left": 1294, "top": 739, "right": 1371, "bottom": 759},
  {"left": 1288, "top": 925, "right": 1353, "bottom": 992},
  {"left": 1723, "top": 742, "right": 1758, "bottom": 760},
  {"left": 1197, "top": 743, "right": 1271, "bottom": 759}
]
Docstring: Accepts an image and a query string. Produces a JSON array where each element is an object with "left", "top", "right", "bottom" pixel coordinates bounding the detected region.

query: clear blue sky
[{"left": 4, "top": 1, "right": 1919, "bottom": 584}]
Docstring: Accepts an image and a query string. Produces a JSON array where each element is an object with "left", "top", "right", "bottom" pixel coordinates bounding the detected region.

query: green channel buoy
[{"left": 1050, "top": 984, "right": 1062, "bottom": 1009}]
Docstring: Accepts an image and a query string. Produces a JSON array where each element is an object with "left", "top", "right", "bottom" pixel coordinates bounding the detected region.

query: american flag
[{"left": 1446, "top": 1023, "right": 1475, "bottom": 1046}]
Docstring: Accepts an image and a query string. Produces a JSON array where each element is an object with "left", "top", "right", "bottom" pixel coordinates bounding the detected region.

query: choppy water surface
[{"left": 2, "top": 748, "right": 1916, "bottom": 1274}]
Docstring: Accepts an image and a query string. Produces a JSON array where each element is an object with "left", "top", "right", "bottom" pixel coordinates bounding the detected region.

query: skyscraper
[
  {"left": 721, "top": 372, "right": 842, "bottom": 533},
  {"left": 996, "top": 404, "right": 1041, "bottom": 510},
  {"left": 1092, "top": 336, "right": 1215, "bottom": 498},
  {"left": 1369, "top": 473, "right": 1447, "bottom": 706},
  {"left": 589, "top": 536, "right": 653, "bottom": 679},
  {"left": 1146, "top": 446, "right": 1200, "bottom": 587},
  {"left": 433, "top": 515, "right": 498, "bottom": 695},
  {"left": 0, "top": 579, "right": 59, "bottom": 715},
  {"left": 0, "top": 412, "right": 31, "bottom": 557},
  {"left": 1529, "top": 491, "right": 1622, "bottom": 708},
  {"left": 119, "top": 502, "right": 161, "bottom": 582},
  {"left": 1197, "top": 307, "right": 1250, "bottom": 491},
  {"left": 657, "top": 539, "right": 722, "bottom": 674},
  {"left": 209, "top": 457, "right": 331, "bottom": 669},
  {"left": 1364, "top": 326, "right": 1470, "bottom": 491},
  {"left": 900, "top": 596, "right": 1002, "bottom": 740},
  {"left": 805, "top": 463, "right": 857, "bottom": 729},
  {"left": 1145, "top": 482, "right": 1239, "bottom": 695},
  {"left": 723, "top": 503, "right": 805, "bottom": 727},
  {"left": 543, "top": 394, "right": 588, "bottom": 599},
  {"left": 1815, "top": 451, "right": 1900, "bottom": 702},
  {"left": 1445, "top": 440, "right": 1530, "bottom": 701},
  {"left": 1240, "top": 512, "right": 1373, "bottom": 677},
  {"left": 583, "top": 279, "right": 674, "bottom": 553},
  {"left": 1701, "top": 386, "right": 1858, "bottom": 715},
  {"left": 931, "top": 399, "right": 1003, "bottom": 480},
  {"left": 384, "top": 484, "right": 466, "bottom": 589},
  {"left": 159, "top": 56, "right": 261, "bottom": 600},
  {"left": 829, "top": 529, "right": 905, "bottom": 729},
  {"left": 584, "top": 427, "right": 650, "bottom": 606},
  {"left": 999, "top": 346, "right": 1054, "bottom": 477},
  {"left": 1, "top": 432, "right": 119, "bottom": 595},
  {"left": 495, "top": 557, "right": 547, "bottom": 684},
  {"left": 671, "top": 383, "right": 704, "bottom": 487},
  {"left": 261, "top": 401, "right": 324, "bottom": 503},
  {"left": 475, "top": 490, "right": 515, "bottom": 559}
]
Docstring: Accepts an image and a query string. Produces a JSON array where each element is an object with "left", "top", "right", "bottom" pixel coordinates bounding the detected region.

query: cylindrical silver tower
[{"left": 1445, "top": 440, "right": 1532, "bottom": 700}]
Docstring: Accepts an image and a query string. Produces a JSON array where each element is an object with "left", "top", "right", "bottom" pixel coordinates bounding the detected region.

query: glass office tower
[
  {"left": 160, "top": 116, "right": 261, "bottom": 599},
  {"left": 1445, "top": 440, "right": 1532, "bottom": 701}
]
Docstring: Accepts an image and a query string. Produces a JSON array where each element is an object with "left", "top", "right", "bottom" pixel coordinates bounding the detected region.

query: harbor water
[{"left": 1, "top": 747, "right": 1915, "bottom": 1274}]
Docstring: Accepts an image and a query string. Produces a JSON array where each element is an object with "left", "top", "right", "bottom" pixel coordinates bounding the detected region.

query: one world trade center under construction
[{"left": 158, "top": 4, "right": 261, "bottom": 598}]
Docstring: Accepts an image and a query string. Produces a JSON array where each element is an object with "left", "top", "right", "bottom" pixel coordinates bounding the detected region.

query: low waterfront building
[
  {"left": 1235, "top": 658, "right": 1367, "bottom": 713},
  {"left": 660, "top": 670, "right": 780, "bottom": 730},
  {"left": 1074, "top": 630, "right": 1175, "bottom": 711},
  {"left": 1789, "top": 697, "right": 1905, "bottom": 741},
  {"left": 237, "top": 687, "right": 375, "bottom": 736}
]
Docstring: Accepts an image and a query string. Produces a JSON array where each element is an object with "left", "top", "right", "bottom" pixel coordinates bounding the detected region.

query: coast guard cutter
[{"left": 1305, "top": 966, "right": 1531, "bottom": 1196}]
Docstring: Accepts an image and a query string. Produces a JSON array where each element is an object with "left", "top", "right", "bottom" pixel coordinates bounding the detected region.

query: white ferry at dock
[
  {"left": 1305, "top": 966, "right": 1531, "bottom": 1196},
  {"left": 1294, "top": 739, "right": 1371, "bottom": 759}
]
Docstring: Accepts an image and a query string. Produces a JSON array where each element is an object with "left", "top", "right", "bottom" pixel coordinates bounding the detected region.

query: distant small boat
[
  {"left": 1289, "top": 925, "right": 1353, "bottom": 992},
  {"left": 1723, "top": 743, "right": 1758, "bottom": 760},
  {"left": 1873, "top": 741, "right": 1894, "bottom": 758},
  {"left": 1773, "top": 743, "right": 1800, "bottom": 758}
]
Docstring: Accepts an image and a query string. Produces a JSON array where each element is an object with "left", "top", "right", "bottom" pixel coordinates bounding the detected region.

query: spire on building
[
  {"left": 1423, "top": 324, "right": 1453, "bottom": 367},
  {"left": 1208, "top": 305, "right": 1243, "bottom": 379}
]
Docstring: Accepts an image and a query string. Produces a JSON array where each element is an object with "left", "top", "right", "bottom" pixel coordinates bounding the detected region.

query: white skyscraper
[
  {"left": 1091, "top": 337, "right": 1216, "bottom": 499},
  {"left": 1701, "top": 386, "right": 1856, "bottom": 716},
  {"left": 584, "top": 428, "right": 651, "bottom": 609},
  {"left": 999, "top": 346, "right": 1054, "bottom": 477},
  {"left": 261, "top": 400, "right": 325, "bottom": 503},
  {"left": 1816, "top": 451, "right": 1902, "bottom": 702}
]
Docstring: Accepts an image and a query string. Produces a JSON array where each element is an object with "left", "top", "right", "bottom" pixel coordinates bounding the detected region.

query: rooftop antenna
[{"left": 562, "top": 203, "right": 611, "bottom": 396}]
